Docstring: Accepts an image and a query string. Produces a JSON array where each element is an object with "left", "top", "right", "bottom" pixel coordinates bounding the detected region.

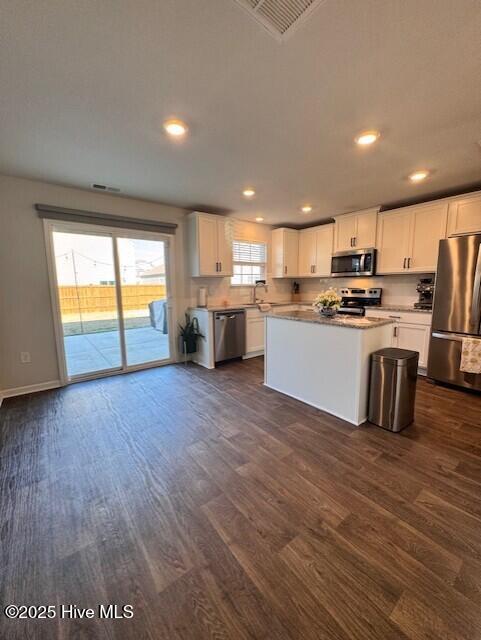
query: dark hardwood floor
[{"left": 1, "top": 357, "right": 481, "bottom": 639}]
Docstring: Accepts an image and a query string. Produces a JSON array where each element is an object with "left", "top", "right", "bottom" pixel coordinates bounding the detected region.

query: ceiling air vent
[{"left": 234, "top": 0, "right": 326, "bottom": 41}]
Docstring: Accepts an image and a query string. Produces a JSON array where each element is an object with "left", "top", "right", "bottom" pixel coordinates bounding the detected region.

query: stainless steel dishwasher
[{"left": 214, "top": 309, "right": 246, "bottom": 363}]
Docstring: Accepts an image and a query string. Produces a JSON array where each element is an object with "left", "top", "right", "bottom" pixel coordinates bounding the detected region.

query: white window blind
[{"left": 231, "top": 240, "right": 267, "bottom": 286}]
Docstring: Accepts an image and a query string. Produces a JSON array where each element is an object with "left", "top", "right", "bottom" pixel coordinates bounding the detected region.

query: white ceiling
[{"left": 1, "top": 0, "right": 480, "bottom": 225}]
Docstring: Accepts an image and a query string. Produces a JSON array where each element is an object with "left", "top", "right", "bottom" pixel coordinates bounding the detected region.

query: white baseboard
[
  {"left": 0, "top": 379, "right": 62, "bottom": 402},
  {"left": 242, "top": 350, "right": 264, "bottom": 359},
  {"left": 263, "top": 381, "right": 365, "bottom": 426}
]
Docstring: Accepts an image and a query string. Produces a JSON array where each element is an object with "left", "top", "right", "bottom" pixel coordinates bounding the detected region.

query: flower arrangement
[{"left": 312, "top": 288, "right": 342, "bottom": 317}]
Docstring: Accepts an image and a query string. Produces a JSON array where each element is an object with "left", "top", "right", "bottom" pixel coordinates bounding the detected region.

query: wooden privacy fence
[{"left": 58, "top": 284, "right": 166, "bottom": 314}]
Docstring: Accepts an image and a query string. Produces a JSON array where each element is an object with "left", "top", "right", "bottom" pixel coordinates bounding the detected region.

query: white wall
[{"left": 0, "top": 174, "right": 189, "bottom": 393}]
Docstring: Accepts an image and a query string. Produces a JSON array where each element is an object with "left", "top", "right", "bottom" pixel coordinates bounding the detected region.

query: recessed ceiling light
[
  {"left": 409, "top": 170, "right": 429, "bottom": 183},
  {"left": 163, "top": 118, "right": 188, "bottom": 137},
  {"left": 255, "top": 217, "right": 264, "bottom": 222},
  {"left": 243, "top": 188, "right": 256, "bottom": 198},
  {"left": 301, "top": 205, "right": 313, "bottom": 213},
  {"left": 355, "top": 130, "right": 380, "bottom": 146}
]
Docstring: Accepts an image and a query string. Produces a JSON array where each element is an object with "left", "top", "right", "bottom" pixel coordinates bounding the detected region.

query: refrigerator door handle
[
  {"left": 470, "top": 245, "right": 481, "bottom": 332},
  {"left": 432, "top": 332, "right": 464, "bottom": 342}
]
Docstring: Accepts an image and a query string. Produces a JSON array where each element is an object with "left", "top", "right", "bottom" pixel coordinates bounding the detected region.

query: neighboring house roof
[{"left": 139, "top": 264, "right": 165, "bottom": 279}]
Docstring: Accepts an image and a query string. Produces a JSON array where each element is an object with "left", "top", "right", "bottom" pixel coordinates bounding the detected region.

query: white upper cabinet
[
  {"left": 298, "top": 229, "right": 317, "bottom": 277},
  {"left": 335, "top": 215, "right": 357, "bottom": 252},
  {"left": 197, "top": 215, "right": 218, "bottom": 276},
  {"left": 188, "top": 212, "right": 233, "bottom": 277},
  {"left": 376, "top": 202, "right": 448, "bottom": 274},
  {"left": 315, "top": 224, "right": 334, "bottom": 276},
  {"left": 334, "top": 208, "right": 378, "bottom": 252},
  {"left": 298, "top": 224, "right": 334, "bottom": 277},
  {"left": 376, "top": 209, "right": 412, "bottom": 274},
  {"left": 409, "top": 202, "right": 448, "bottom": 272},
  {"left": 215, "top": 217, "right": 233, "bottom": 276},
  {"left": 447, "top": 193, "right": 481, "bottom": 236},
  {"left": 272, "top": 228, "right": 299, "bottom": 277}
]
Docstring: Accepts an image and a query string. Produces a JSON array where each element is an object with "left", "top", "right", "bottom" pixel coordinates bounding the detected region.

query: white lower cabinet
[
  {"left": 245, "top": 310, "right": 265, "bottom": 357},
  {"left": 365, "top": 309, "right": 432, "bottom": 372},
  {"left": 394, "top": 323, "right": 430, "bottom": 368}
]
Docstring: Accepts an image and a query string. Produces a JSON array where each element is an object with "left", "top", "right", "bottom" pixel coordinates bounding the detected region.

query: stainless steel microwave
[{"left": 331, "top": 248, "right": 376, "bottom": 277}]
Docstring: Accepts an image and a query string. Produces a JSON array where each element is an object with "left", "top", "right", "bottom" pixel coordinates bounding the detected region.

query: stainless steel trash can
[{"left": 368, "top": 348, "right": 419, "bottom": 432}]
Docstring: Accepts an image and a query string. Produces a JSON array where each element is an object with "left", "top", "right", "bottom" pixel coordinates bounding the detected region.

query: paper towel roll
[{"left": 198, "top": 287, "right": 207, "bottom": 307}]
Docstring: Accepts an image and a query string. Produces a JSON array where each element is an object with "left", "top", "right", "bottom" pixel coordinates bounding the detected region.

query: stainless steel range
[{"left": 338, "top": 287, "right": 382, "bottom": 316}]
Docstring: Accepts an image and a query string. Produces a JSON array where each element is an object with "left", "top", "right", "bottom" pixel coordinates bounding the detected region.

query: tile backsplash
[
  {"left": 190, "top": 275, "right": 293, "bottom": 307},
  {"left": 297, "top": 273, "right": 433, "bottom": 307},
  {"left": 190, "top": 273, "right": 431, "bottom": 308}
]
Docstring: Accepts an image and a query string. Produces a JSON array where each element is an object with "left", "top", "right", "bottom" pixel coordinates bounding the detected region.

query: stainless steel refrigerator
[{"left": 428, "top": 233, "right": 481, "bottom": 390}]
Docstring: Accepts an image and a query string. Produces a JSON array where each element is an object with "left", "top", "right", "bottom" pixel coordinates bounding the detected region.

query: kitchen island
[{"left": 265, "top": 310, "right": 393, "bottom": 425}]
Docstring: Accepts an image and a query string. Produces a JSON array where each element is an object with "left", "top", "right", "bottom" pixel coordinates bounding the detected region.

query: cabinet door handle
[
  {"left": 403, "top": 257, "right": 406, "bottom": 269},
  {"left": 219, "top": 261, "right": 222, "bottom": 272},
  {"left": 350, "top": 237, "right": 353, "bottom": 247},
  {"left": 284, "top": 265, "right": 287, "bottom": 275},
  {"left": 388, "top": 315, "right": 401, "bottom": 319},
  {"left": 216, "top": 262, "right": 219, "bottom": 272},
  {"left": 353, "top": 236, "right": 356, "bottom": 247},
  {"left": 393, "top": 326, "right": 398, "bottom": 338},
  {"left": 407, "top": 257, "right": 411, "bottom": 269}
]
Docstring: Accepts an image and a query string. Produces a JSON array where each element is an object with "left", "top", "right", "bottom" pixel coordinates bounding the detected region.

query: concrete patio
[{"left": 64, "top": 326, "right": 170, "bottom": 377}]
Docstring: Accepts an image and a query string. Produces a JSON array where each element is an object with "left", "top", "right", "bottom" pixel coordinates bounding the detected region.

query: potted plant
[
  {"left": 178, "top": 313, "right": 204, "bottom": 354},
  {"left": 312, "top": 288, "right": 342, "bottom": 317}
]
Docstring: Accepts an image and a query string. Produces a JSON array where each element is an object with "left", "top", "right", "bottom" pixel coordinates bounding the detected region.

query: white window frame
[{"left": 230, "top": 240, "right": 267, "bottom": 287}]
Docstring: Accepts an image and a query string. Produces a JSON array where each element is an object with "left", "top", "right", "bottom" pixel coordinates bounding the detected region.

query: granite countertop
[
  {"left": 267, "top": 309, "right": 394, "bottom": 330},
  {"left": 190, "top": 302, "right": 295, "bottom": 312},
  {"left": 376, "top": 305, "right": 432, "bottom": 314},
  {"left": 190, "top": 302, "right": 432, "bottom": 314}
]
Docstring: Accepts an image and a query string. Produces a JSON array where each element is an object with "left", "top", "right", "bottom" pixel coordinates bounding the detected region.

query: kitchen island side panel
[{"left": 264, "top": 316, "right": 392, "bottom": 425}]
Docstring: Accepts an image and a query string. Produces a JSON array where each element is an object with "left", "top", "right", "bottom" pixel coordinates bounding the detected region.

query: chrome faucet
[{"left": 253, "top": 280, "right": 268, "bottom": 304}]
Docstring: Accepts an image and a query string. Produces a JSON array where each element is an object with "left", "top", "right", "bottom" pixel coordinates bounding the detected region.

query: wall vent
[
  {"left": 91, "top": 183, "right": 121, "bottom": 193},
  {"left": 233, "top": 0, "right": 326, "bottom": 41}
]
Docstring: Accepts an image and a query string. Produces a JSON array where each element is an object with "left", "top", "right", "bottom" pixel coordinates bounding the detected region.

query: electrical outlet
[{"left": 20, "top": 351, "right": 31, "bottom": 364}]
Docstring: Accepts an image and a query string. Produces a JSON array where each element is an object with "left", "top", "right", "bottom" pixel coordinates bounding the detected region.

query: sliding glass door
[
  {"left": 117, "top": 237, "right": 170, "bottom": 366},
  {"left": 49, "top": 223, "right": 172, "bottom": 382},
  {"left": 52, "top": 230, "right": 122, "bottom": 378}
]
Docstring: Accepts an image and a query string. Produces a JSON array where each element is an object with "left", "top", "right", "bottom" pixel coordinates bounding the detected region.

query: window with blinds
[{"left": 231, "top": 240, "right": 267, "bottom": 286}]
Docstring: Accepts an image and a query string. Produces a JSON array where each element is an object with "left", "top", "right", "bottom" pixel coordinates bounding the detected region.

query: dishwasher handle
[{"left": 217, "top": 314, "right": 237, "bottom": 320}]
